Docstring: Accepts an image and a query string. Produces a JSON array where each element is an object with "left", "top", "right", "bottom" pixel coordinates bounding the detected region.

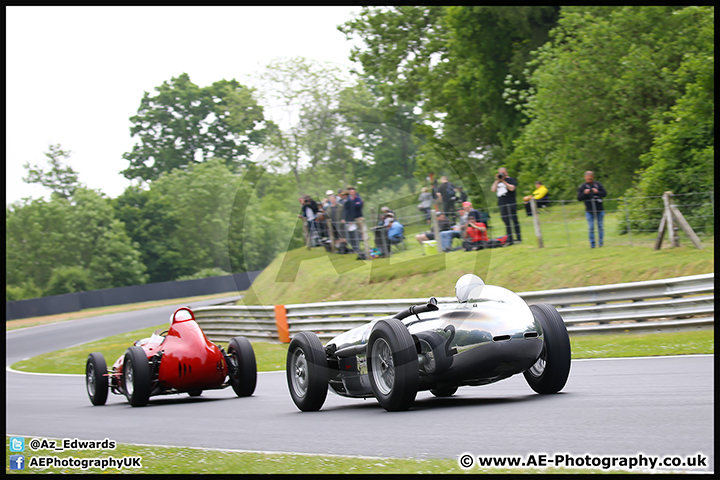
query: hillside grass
[{"left": 241, "top": 203, "right": 713, "bottom": 306}]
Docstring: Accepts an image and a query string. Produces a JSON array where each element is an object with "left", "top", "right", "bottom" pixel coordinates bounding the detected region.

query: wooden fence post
[
  {"left": 654, "top": 191, "right": 703, "bottom": 250},
  {"left": 356, "top": 217, "right": 371, "bottom": 260},
  {"left": 530, "top": 198, "right": 544, "bottom": 248},
  {"left": 326, "top": 216, "right": 336, "bottom": 253},
  {"left": 663, "top": 192, "right": 679, "bottom": 248},
  {"left": 430, "top": 209, "right": 442, "bottom": 253},
  {"left": 302, "top": 221, "right": 310, "bottom": 249}
]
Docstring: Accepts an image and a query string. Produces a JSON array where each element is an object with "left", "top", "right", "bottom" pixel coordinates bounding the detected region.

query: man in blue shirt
[{"left": 386, "top": 214, "right": 404, "bottom": 245}]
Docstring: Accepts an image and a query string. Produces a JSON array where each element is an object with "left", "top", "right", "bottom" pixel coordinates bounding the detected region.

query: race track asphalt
[{"left": 5, "top": 301, "right": 714, "bottom": 472}]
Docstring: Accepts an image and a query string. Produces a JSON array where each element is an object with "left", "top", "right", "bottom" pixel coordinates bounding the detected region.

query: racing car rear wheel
[
  {"left": 523, "top": 304, "right": 571, "bottom": 394},
  {"left": 368, "top": 319, "right": 419, "bottom": 411},
  {"left": 286, "top": 332, "right": 328, "bottom": 411},
  {"left": 86, "top": 352, "right": 109, "bottom": 406},
  {"left": 123, "top": 346, "right": 152, "bottom": 407},
  {"left": 188, "top": 390, "right": 202, "bottom": 397},
  {"left": 228, "top": 336, "right": 257, "bottom": 397}
]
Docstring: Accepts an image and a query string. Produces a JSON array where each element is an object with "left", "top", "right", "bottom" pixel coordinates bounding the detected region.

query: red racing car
[{"left": 85, "top": 307, "right": 256, "bottom": 407}]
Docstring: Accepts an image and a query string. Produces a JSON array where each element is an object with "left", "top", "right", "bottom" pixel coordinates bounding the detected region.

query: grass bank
[{"left": 241, "top": 238, "right": 713, "bottom": 306}]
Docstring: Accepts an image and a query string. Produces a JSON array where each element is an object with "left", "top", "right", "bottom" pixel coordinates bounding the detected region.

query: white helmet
[
  {"left": 455, "top": 274, "right": 485, "bottom": 303},
  {"left": 170, "top": 307, "right": 194, "bottom": 325}
]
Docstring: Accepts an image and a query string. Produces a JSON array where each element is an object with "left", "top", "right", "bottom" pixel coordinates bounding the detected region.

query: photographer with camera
[
  {"left": 577, "top": 171, "right": 607, "bottom": 248},
  {"left": 436, "top": 176, "right": 458, "bottom": 222},
  {"left": 491, "top": 167, "right": 521, "bottom": 246}
]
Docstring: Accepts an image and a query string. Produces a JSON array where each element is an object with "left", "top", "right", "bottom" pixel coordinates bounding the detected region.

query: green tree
[
  {"left": 45, "top": 266, "right": 94, "bottom": 296},
  {"left": 112, "top": 186, "right": 187, "bottom": 283},
  {"left": 506, "top": 6, "right": 711, "bottom": 199},
  {"left": 6, "top": 188, "right": 147, "bottom": 298},
  {"left": 258, "top": 57, "right": 356, "bottom": 193},
  {"left": 22, "top": 144, "right": 82, "bottom": 200},
  {"left": 122, "top": 73, "right": 275, "bottom": 182},
  {"left": 623, "top": 6, "right": 714, "bottom": 233},
  {"left": 339, "top": 6, "right": 559, "bottom": 180}
]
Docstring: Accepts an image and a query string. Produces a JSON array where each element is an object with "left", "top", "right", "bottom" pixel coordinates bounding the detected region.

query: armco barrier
[{"left": 193, "top": 273, "right": 714, "bottom": 343}]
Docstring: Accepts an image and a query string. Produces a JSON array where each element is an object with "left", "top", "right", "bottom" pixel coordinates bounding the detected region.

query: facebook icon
[{"left": 10, "top": 454, "right": 25, "bottom": 470}]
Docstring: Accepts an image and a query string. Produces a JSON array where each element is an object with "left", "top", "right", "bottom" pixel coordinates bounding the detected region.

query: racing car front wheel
[
  {"left": 86, "top": 352, "right": 109, "bottom": 406},
  {"left": 368, "top": 318, "right": 419, "bottom": 411},
  {"left": 286, "top": 332, "right": 328, "bottom": 411},
  {"left": 123, "top": 346, "right": 152, "bottom": 407},
  {"left": 228, "top": 336, "right": 257, "bottom": 397},
  {"left": 523, "top": 304, "right": 571, "bottom": 394}
]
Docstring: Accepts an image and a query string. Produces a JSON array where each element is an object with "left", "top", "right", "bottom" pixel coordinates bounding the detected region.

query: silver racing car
[{"left": 286, "top": 274, "right": 571, "bottom": 411}]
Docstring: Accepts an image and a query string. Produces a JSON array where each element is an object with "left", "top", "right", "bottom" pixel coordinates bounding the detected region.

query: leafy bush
[
  {"left": 176, "top": 268, "right": 232, "bottom": 281},
  {"left": 45, "top": 266, "right": 94, "bottom": 296}
]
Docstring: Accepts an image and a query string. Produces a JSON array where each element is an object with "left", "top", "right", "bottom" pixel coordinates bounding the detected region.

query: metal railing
[{"left": 194, "top": 273, "right": 714, "bottom": 343}]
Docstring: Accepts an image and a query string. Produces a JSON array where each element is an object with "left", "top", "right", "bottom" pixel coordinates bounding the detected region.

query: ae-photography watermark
[
  {"left": 27, "top": 437, "right": 116, "bottom": 452},
  {"left": 7, "top": 437, "right": 142, "bottom": 471},
  {"left": 458, "top": 452, "right": 709, "bottom": 471}
]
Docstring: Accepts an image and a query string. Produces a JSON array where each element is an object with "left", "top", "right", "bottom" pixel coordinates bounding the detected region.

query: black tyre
[
  {"left": 430, "top": 386, "right": 458, "bottom": 397},
  {"left": 123, "top": 346, "right": 152, "bottom": 407},
  {"left": 367, "top": 318, "right": 419, "bottom": 411},
  {"left": 86, "top": 352, "right": 109, "bottom": 406},
  {"left": 188, "top": 390, "right": 203, "bottom": 397},
  {"left": 523, "top": 304, "right": 571, "bottom": 394},
  {"left": 286, "top": 332, "right": 329, "bottom": 411},
  {"left": 228, "top": 336, "right": 257, "bottom": 397}
]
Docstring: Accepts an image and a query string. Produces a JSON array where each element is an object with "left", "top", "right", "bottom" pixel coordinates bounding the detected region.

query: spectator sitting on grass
[
  {"left": 386, "top": 213, "right": 404, "bottom": 246},
  {"left": 440, "top": 201, "right": 482, "bottom": 252},
  {"left": 415, "top": 213, "right": 452, "bottom": 246}
]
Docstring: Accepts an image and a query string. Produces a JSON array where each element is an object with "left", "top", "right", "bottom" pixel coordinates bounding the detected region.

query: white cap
[
  {"left": 326, "top": 190, "right": 334, "bottom": 195},
  {"left": 171, "top": 307, "right": 193, "bottom": 324},
  {"left": 455, "top": 274, "right": 485, "bottom": 303}
]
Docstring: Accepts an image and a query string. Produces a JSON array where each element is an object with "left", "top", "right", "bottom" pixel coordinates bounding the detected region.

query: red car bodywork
[{"left": 109, "top": 309, "right": 227, "bottom": 393}]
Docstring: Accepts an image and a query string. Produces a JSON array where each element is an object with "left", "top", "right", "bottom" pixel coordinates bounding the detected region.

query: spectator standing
[
  {"left": 436, "top": 176, "right": 458, "bottom": 220},
  {"left": 491, "top": 167, "right": 521, "bottom": 245},
  {"left": 577, "top": 171, "right": 607, "bottom": 248},
  {"left": 456, "top": 186, "right": 468, "bottom": 204},
  {"left": 335, "top": 189, "right": 350, "bottom": 253},
  {"left": 299, "top": 195, "right": 320, "bottom": 246},
  {"left": 523, "top": 181, "right": 549, "bottom": 216},
  {"left": 343, "top": 186, "right": 365, "bottom": 259},
  {"left": 417, "top": 187, "right": 434, "bottom": 224}
]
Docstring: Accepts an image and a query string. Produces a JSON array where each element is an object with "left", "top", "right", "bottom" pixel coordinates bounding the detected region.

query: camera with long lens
[{"left": 496, "top": 173, "right": 505, "bottom": 180}]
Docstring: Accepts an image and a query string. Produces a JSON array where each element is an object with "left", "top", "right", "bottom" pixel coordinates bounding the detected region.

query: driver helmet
[
  {"left": 170, "top": 307, "right": 194, "bottom": 325},
  {"left": 455, "top": 274, "right": 485, "bottom": 303}
]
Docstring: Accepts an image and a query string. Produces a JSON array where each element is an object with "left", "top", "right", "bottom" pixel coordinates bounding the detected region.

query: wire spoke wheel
[
  {"left": 528, "top": 345, "right": 547, "bottom": 377},
  {"left": 285, "top": 332, "right": 328, "bottom": 411},
  {"left": 370, "top": 338, "right": 395, "bottom": 395},
  {"left": 367, "top": 319, "right": 419, "bottom": 411},
  {"left": 291, "top": 349, "right": 309, "bottom": 398}
]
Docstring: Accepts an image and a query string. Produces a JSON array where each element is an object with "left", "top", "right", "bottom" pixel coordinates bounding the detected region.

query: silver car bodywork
[{"left": 325, "top": 285, "right": 544, "bottom": 398}]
